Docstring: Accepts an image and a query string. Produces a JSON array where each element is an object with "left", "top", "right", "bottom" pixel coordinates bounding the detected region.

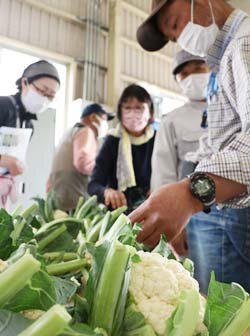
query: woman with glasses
[
  {"left": 88, "top": 84, "right": 156, "bottom": 213},
  {"left": 0, "top": 60, "right": 60, "bottom": 207}
]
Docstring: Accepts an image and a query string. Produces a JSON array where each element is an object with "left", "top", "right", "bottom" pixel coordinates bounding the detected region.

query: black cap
[
  {"left": 81, "top": 103, "right": 114, "bottom": 120},
  {"left": 16, "top": 60, "right": 60, "bottom": 87},
  {"left": 137, "top": 0, "right": 168, "bottom": 52}
]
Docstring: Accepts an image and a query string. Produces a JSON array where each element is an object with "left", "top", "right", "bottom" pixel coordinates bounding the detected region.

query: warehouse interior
[
  {"left": 1, "top": 1, "right": 250, "bottom": 334},
  {"left": 0, "top": 0, "right": 249, "bottom": 205}
]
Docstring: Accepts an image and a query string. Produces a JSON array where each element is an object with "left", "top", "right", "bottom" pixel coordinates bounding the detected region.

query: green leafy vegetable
[
  {"left": 3, "top": 270, "right": 56, "bottom": 312},
  {"left": 123, "top": 324, "right": 156, "bottom": 336},
  {"left": 0, "top": 209, "right": 15, "bottom": 260},
  {"left": 59, "top": 324, "right": 107, "bottom": 336},
  {"left": 10, "top": 204, "right": 38, "bottom": 244},
  {"left": 88, "top": 241, "right": 132, "bottom": 335},
  {"left": 46, "top": 258, "right": 87, "bottom": 276},
  {"left": 205, "top": 272, "right": 249, "bottom": 336},
  {"left": 0, "top": 310, "right": 32, "bottom": 336},
  {"left": 18, "top": 304, "right": 71, "bottom": 336},
  {"left": 0, "top": 254, "right": 40, "bottom": 308},
  {"left": 52, "top": 276, "right": 78, "bottom": 305},
  {"left": 76, "top": 196, "right": 98, "bottom": 219},
  {"left": 165, "top": 290, "right": 200, "bottom": 336},
  {"left": 98, "top": 211, "right": 111, "bottom": 240},
  {"left": 152, "top": 235, "right": 176, "bottom": 259}
]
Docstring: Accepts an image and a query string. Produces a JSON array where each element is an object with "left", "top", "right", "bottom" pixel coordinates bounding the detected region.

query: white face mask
[
  {"left": 93, "top": 116, "right": 109, "bottom": 139},
  {"left": 21, "top": 86, "right": 51, "bottom": 114},
  {"left": 179, "top": 73, "right": 211, "bottom": 101},
  {"left": 177, "top": 0, "right": 219, "bottom": 57}
]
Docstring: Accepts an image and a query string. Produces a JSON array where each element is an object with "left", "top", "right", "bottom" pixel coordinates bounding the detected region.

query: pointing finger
[{"left": 129, "top": 200, "right": 148, "bottom": 224}]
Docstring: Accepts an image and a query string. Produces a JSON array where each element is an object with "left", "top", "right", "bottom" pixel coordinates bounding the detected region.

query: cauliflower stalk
[
  {"left": 87, "top": 236, "right": 207, "bottom": 336},
  {"left": 86, "top": 216, "right": 208, "bottom": 336},
  {"left": 128, "top": 251, "right": 207, "bottom": 336}
]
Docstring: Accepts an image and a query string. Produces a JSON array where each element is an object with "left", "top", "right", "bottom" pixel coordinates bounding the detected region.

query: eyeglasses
[
  {"left": 31, "top": 82, "right": 56, "bottom": 101},
  {"left": 121, "top": 105, "right": 146, "bottom": 114}
]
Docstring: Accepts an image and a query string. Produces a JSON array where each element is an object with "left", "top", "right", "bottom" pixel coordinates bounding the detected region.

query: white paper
[{"left": 0, "top": 127, "right": 32, "bottom": 175}]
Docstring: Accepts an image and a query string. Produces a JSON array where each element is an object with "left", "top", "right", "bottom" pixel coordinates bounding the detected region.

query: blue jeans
[{"left": 187, "top": 206, "right": 250, "bottom": 294}]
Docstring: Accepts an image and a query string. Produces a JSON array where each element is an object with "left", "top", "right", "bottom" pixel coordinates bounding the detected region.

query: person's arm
[
  {"left": 129, "top": 175, "right": 245, "bottom": 247},
  {"left": 0, "top": 155, "right": 24, "bottom": 176},
  {"left": 73, "top": 127, "right": 97, "bottom": 176},
  {"left": 88, "top": 136, "right": 127, "bottom": 208},
  {"left": 151, "top": 117, "right": 178, "bottom": 191}
]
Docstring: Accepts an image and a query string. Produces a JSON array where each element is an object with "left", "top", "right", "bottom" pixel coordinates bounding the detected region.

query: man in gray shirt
[{"left": 151, "top": 50, "right": 208, "bottom": 190}]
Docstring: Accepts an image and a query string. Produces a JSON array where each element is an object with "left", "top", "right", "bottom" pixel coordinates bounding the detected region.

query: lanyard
[
  {"left": 201, "top": 72, "right": 218, "bottom": 129},
  {"left": 207, "top": 72, "right": 219, "bottom": 102}
]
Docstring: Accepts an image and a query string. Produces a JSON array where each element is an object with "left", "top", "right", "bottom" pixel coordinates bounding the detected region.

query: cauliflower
[
  {"left": 129, "top": 251, "right": 206, "bottom": 335},
  {"left": 0, "top": 259, "right": 7, "bottom": 273},
  {"left": 22, "top": 309, "right": 44, "bottom": 320},
  {"left": 53, "top": 209, "right": 68, "bottom": 219}
]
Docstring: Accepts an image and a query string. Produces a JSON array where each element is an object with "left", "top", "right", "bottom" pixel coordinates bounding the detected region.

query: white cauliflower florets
[
  {"left": 53, "top": 209, "right": 68, "bottom": 220},
  {"left": 129, "top": 252, "right": 205, "bottom": 335},
  {"left": 0, "top": 259, "right": 7, "bottom": 273},
  {"left": 22, "top": 309, "right": 44, "bottom": 320}
]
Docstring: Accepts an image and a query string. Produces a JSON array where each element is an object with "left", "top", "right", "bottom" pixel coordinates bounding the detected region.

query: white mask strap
[
  {"left": 191, "top": 0, "right": 215, "bottom": 24},
  {"left": 191, "top": 0, "right": 194, "bottom": 23},
  {"left": 208, "top": 0, "right": 216, "bottom": 24}
]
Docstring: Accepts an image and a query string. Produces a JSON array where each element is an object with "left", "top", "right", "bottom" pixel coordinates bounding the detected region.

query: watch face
[
  {"left": 190, "top": 173, "right": 216, "bottom": 205},
  {"left": 195, "top": 178, "right": 212, "bottom": 196}
]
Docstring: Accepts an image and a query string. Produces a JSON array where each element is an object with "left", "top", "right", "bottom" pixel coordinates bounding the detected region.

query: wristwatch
[{"left": 188, "top": 172, "right": 216, "bottom": 213}]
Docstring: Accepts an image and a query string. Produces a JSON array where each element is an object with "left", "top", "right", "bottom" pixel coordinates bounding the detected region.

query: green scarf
[{"left": 108, "top": 123, "right": 154, "bottom": 192}]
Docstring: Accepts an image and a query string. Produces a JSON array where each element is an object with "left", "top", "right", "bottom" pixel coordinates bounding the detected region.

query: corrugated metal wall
[
  {"left": 0, "top": 0, "right": 181, "bottom": 108},
  {"left": 0, "top": 0, "right": 85, "bottom": 59}
]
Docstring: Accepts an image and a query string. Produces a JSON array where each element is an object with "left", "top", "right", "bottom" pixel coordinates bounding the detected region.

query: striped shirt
[{"left": 196, "top": 9, "right": 250, "bottom": 208}]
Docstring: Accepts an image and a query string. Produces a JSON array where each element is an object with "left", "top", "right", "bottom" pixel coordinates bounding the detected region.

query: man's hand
[
  {"left": 129, "top": 179, "right": 203, "bottom": 247},
  {"left": 104, "top": 188, "right": 127, "bottom": 209},
  {"left": 171, "top": 229, "right": 188, "bottom": 257},
  {"left": 0, "top": 155, "right": 24, "bottom": 176}
]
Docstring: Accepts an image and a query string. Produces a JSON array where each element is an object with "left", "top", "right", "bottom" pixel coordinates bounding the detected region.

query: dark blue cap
[{"left": 80, "top": 103, "right": 114, "bottom": 120}]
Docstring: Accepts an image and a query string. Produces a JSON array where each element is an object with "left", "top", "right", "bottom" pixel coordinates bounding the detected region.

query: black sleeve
[
  {"left": 88, "top": 136, "right": 117, "bottom": 204},
  {"left": 0, "top": 97, "right": 17, "bottom": 128}
]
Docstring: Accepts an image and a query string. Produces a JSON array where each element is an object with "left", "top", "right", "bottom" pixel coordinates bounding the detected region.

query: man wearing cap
[
  {"left": 130, "top": 0, "right": 250, "bottom": 292},
  {"left": 151, "top": 49, "right": 209, "bottom": 256},
  {"left": 0, "top": 60, "right": 60, "bottom": 177},
  {"left": 151, "top": 49, "right": 209, "bottom": 190},
  {"left": 48, "top": 103, "right": 111, "bottom": 211}
]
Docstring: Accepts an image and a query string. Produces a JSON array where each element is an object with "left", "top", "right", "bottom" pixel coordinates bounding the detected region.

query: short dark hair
[
  {"left": 174, "top": 60, "right": 206, "bottom": 77},
  {"left": 117, "top": 84, "right": 154, "bottom": 121}
]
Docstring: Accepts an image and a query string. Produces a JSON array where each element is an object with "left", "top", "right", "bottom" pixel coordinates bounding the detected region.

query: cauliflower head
[
  {"left": 53, "top": 209, "right": 68, "bottom": 220},
  {"left": 129, "top": 251, "right": 205, "bottom": 335}
]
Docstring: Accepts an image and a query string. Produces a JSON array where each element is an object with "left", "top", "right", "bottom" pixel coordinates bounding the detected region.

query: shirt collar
[{"left": 206, "top": 9, "right": 248, "bottom": 73}]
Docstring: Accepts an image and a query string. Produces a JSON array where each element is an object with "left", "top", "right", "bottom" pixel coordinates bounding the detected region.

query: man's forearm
[
  {"left": 208, "top": 173, "right": 247, "bottom": 203},
  {"left": 182, "top": 174, "right": 247, "bottom": 215}
]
